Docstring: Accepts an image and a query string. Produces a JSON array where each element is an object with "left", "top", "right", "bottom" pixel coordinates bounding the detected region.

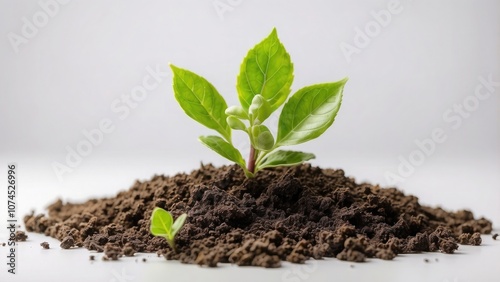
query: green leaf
[
  {"left": 199, "top": 135, "right": 246, "bottom": 168},
  {"left": 171, "top": 64, "right": 231, "bottom": 141},
  {"left": 257, "top": 150, "right": 315, "bottom": 170},
  {"left": 249, "top": 94, "right": 272, "bottom": 124},
  {"left": 276, "top": 78, "right": 348, "bottom": 146},
  {"left": 171, "top": 213, "right": 187, "bottom": 236},
  {"left": 225, "top": 105, "right": 249, "bottom": 120},
  {"left": 237, "top": 28, "right": 294, "bottom": 112},
  {"left": 227, "top": 116, "right": 247, "bottom": 131},
  {"left": 150, "top": 207, "right": 173, "bottom": 238}
]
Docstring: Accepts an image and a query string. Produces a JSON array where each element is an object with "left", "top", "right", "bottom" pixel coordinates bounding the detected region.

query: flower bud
[
  {"left": 249, "top": 94, "right": 271, "bottom": 124},
  {"left": 227, "top": 116, "right": 246, "bottom": 131},
  {"left": 225, "top": 105, "right": 248, "bottom": 120}
]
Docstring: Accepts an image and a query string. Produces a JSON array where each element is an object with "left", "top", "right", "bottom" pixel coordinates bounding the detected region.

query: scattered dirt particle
[
  {"left": 424, "top": 258, "right": 429, "bottom": 263},
  {"left": 60, "top": 236, "right": 75, "bottom": 249},
  {"left": 22, "top": 164, "right": 493, "bottom": 268},
  {"left": 458, "top": 232, "right": 482, "bottom": 246},
  {"left": 2, "top": 243, "right": 5, "bottom": 247},
  {"left": 435, "top": 258, "right": 439, "bottom": 262},
  {"left": 493, "top": 233, "right": 498, "bottom": 240},
  {"left": 40, "top": 242, "right": 50, "bottom": 249},
  {"left": 15, "top": 231, "right": 28, "bottom": 242},
  {"left": 142, "top": 258, "right": 147, "bottom": 262},
  {"left": 458, "top": 233, "right": 471, "bottom": 244},
  {"left": 89, "top": 255, "right": 95, "bottom": 261},
  {"left": 469, "top": 233, "right": 482, "bottom": 246},
  {"left": 349, "top": 264, "right": 354, "bottom": 268}
]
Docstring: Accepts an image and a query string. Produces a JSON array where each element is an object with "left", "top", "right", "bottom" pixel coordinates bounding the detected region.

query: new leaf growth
[
  {"left": 171, "top": 28, "right": 347, "bottom": 178},
  {"left": 150, "top": 207, "right": 187, "bottom": 252}
]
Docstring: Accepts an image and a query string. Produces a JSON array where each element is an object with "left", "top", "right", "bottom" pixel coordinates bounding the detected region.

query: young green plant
[
  {"left": 171, "top": 28, "right": 347, "bottom": 178},
  {"left": 150, "top": 207, "right": 187, "bottom": 253}
]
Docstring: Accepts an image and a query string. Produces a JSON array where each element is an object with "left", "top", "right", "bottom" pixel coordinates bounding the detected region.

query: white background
[{"left": 0, "top": 0, "right": 499, "bottom": 281}]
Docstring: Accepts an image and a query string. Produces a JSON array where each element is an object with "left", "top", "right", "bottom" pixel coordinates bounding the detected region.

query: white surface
[{"left": 0, "top": 0, "right": 499, "bottom": 281}]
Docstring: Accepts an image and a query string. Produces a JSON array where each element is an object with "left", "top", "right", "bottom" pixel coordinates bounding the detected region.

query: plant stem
[
  {"left": 168, "top": 238, "right": 177, "bottom": 253},
  {"left": 247, "top": 146, "right": 256, "bottom": 173}
]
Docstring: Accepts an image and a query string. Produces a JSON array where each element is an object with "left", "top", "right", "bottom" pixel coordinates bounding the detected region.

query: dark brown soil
[
  {"left": 103, "top": 243, "right": 122, "bottom": 260},
  {"left": 493, "top": 233, "right": 498, "bottom": 240},
  {"left": 458, "top": 232, "right": 482, "bottom": 245},
  {"left": 122, "top": 242, "right": 136, "bottom": 257},
  {"left": 24, "top": 164, "right": 493, "bottom": 267},
  {"left": 40, "top": 242, "right": 50, "bottom": 249},
  {"left": 60, "top": 236, "right": 75, "bottom": 249},
  {"left": 15, "top": 231, "right": 28, "bottom": 242}
]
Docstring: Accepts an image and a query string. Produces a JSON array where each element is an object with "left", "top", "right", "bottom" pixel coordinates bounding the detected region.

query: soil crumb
[
  {"left": 122, "top": 243, "right": 135, "bottom": 257},
  {"left": 40, "top": 242, "right": 50, "bottom": 249},
  {"left": 23, "top": 164, "right": 493, "bottom": 267},
  {"left": 60, "top": 236, "right": 75, "bottom": 249},
  {"left": 103, "top": 243, "right": 122, "bottom": 260},
  {"left": 15, "top": 231, "right": 28, "bottom": 242},
  {"left": 493, "top": 233, "right": 498, "bottom": 240}
]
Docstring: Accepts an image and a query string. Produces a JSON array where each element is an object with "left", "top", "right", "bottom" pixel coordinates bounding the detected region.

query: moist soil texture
[{"left": 24, "top": 164, "right": 492, "bottom": 267}]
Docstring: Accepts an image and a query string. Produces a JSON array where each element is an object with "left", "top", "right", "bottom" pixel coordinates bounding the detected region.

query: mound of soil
[{"left": 24, "top": 164, "right": 492, "bottom": 267}]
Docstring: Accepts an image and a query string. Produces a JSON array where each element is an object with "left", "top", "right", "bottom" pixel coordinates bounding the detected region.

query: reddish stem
[{"left": 247, "top": 146, "right": 256, "bottom": 173}]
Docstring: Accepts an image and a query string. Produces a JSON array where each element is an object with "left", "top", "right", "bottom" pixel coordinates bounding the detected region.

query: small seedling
[
  {"left": 150, "top": 207, "right": 187, "bottom": 252},
  {"left": 170, "top": 28, "right": 347, "bottom": 178}
]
